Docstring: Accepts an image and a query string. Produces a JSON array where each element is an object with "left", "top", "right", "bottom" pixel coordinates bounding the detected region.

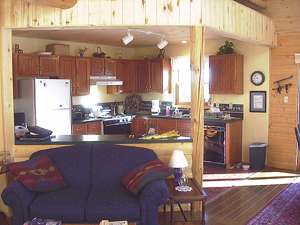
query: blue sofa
[{"left": 1, "top": 144, "right": 169, "bottom": 225}]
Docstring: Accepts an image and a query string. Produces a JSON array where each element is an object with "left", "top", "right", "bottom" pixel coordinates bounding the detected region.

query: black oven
[
  {"left": 204, "top": 123, "right": 226, "bottom": 165},
  {"left": 102, "top": 117, "right": 131, "bottom": 135}
]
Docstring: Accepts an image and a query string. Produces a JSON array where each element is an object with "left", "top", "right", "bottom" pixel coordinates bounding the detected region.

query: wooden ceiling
[
  {"left": 14, "top": 0, "right": 300, "bottom": 47},
  {"left": 12, "top": 26, "right": 228, "bottom": 48},
  {"left": 234, "top": 0, "right": 300, "bottom": 37}
]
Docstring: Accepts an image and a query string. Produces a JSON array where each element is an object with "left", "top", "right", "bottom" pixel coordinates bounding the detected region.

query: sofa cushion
[
  {"left": 122, "top": 159, "right": 175, "bottom": 195},
  {"left": 29, "top": 187, "right": 89, "bottom": 223},
  {"left": 86, "top": 186, "right": 140, "bottom": 222},
  {"left": 31, "top": 144, "right": 92, "bottom": 189},
  {"left": 90, "top": 144, "right": 158, "bottom": 189},
  {"left": 9, "top": 155, "right": 67, "bottom": 192}
]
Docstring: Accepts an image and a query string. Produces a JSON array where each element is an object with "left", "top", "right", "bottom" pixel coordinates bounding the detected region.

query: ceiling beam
[
  {"left": 22, "top": 0, "right": 77, "bottom": 9},
  {"left": 248, "top": 0, "right": 268, "bottom": 8}
]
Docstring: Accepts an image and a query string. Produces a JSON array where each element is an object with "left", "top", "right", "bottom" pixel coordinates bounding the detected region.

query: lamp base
[{"left": 173, "top": 168, "right": 183, "bottom": 183}]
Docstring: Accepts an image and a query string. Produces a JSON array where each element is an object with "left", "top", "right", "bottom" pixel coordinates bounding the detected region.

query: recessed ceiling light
[{"left": 182, "top": 41, "right": 188, "bottom": 44}]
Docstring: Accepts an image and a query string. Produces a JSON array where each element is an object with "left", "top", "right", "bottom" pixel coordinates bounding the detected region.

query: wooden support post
[{"left": 190, "top": 26, "right": 205, "bottom": 211}]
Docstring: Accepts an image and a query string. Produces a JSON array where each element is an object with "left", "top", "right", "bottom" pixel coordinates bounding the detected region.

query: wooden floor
[{"left": 159, "top": 166, "right": 300, "bottom": 225}]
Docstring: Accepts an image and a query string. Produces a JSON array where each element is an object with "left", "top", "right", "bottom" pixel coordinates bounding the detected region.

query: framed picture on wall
[{"left": 250, "top": 91, "right": 266, "bottom": 112}]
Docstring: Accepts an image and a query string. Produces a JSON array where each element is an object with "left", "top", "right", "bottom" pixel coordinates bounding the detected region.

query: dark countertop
[
  {"left": 72, "top": 114, "right": 243, "bottom": 125},
  {"left": 15, "top": 134, "right": 192, "bottom": 145}
]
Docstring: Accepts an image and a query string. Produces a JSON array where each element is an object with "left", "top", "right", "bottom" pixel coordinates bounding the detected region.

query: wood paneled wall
[
  {"left": 3, "top": 0, "right": 276, "bottom": 47},
  {"left": 269, "top": 35, "right": 300, "bottom": 170}
]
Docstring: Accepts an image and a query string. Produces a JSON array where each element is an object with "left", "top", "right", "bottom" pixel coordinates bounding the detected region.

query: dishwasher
[{"left": 204, "top": 123, "right": 226, "bottom": 165}]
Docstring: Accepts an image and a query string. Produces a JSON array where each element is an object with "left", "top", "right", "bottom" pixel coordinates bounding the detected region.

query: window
[
  {"left": 171, "top": 56, "right": 191, "bottom": 107},
  {"left": 171, "top": 56, "right": 210, "bottom": 107}
]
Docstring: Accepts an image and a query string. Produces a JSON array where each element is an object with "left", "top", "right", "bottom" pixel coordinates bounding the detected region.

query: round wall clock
[{"left": 251, "top": 71, "right": 265, "bottom": 86}]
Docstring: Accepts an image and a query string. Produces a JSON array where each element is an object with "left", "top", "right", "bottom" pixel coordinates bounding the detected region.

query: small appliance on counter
[{"left": 151, "top": 100, "right": 161, "bottom": 115}]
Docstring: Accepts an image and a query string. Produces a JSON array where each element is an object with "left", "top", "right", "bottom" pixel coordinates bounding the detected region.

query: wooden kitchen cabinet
[
  {"left": 131, "top": 117, "right": 191, "bottom": 137},
  {"left": 17, "top": 54, "right": 59, "bottom": 76},
  {"left": 131, "top": 117, "right": 147, "bottom": 134},
  {"left": 225, "top": 120, "right": 243, "bottom": 168},
  {"left": 107, "top": 60, "right": 136, "bottom": 94},
  {"left": 87, "top": 122, "right": 102, "bottom": 134},
  {"left": 90, "top": 58, "right": 117, "bottom": 77},
  {"left": 73, "top": 122, "right": 102, "bottom": 135},
  {"left": 59, "top": 56, "right": 90, "bottom": 96},
  {"left": 136, "top": 58, "right": 171, "bottom": 94},
  {"left": 209, "top": 54, "right": 243, "bottom": 94},
  {"left": 72, "top": 124, "right": 87, "bottom": 135},
  {"left": 176, "top": 120, "right": 191, "bottom": 137},
  {"left": 157, "top": 119, "right": 176, "bottom": 134}
]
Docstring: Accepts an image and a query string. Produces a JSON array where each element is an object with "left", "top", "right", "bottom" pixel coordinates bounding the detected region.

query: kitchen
[{"left": 12, "top": 34, "right": 269, "bottom": 166}]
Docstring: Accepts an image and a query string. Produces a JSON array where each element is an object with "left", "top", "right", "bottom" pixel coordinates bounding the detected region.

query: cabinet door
[
  {"left": 73, "top": 124, "right": 87, "bottom": 135},
  {"left": 177, "top": 120, "right": 191, "bottom": 137},
  {"left": 18, "top": 55, "right": 39, "bottom": 76},
  {"left": 157, "top": 119, "right": 176, "bottom": 134},
  {"left": 209, "top": 54, "right": 243, "bottom": 94},
  {"left": 87, "top": 122, "right": 102, "bottom": 134},
  {"left": 136, "top": 60, "right": 150, "bottom": 93},
  {"left": 91, "top": 58, "right": 104, "bottom": 76},
  {"left": 59, "top": 57, "right": 76, "bottom": 95},
  {"left": 131, "top": 117, "right": 147, "bottom": 134},
  {"left": 117, "top": 60, "right": 135, "bottom": 93},
  {"left": 39, "top": 56, "right": 59, "bottom": 76},
  {"left": 75, "top": 57, "right": 90, "bottom": 96},
  {"left": 150, "top": 59, "right": 163, "bottom": 93},
  {"left": 104, "top": 59, "right": 117, "bottom": 76},
  {"left": 13, "top": 54, "right": 18, "bottom": 99}
]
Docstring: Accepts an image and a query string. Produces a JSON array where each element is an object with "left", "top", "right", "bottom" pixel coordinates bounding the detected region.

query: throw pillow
[
  {"left": 9, "top": 155, "right": 67, "bottom": 192},
  {"left": 122, "top": 159, "right": 175, "bottom": 195}
]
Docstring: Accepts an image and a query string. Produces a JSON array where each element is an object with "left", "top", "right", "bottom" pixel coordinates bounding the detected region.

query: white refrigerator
[{"left": 14, "top": 78, "right": 72, "bottom": 135}]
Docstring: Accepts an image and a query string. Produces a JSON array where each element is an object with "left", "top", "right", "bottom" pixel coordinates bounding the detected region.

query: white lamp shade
[{"left": 168, "top": 150, "right": 189, "bottom": 168}]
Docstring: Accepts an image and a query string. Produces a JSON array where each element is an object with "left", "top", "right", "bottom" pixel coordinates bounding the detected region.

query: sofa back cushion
[
  {"left": 90, "top": 144, "right": 158, "bottom": 189},
  {"left": 31, "top": 144, "right": 92, "bottom": 189}
]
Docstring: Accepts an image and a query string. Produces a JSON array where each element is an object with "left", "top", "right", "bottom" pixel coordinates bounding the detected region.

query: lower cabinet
[
  {"left": 73, "top": 122, "right": 102, "bottom": 135},
  {"left": 131, "top": 117, "right": 191, "bottom": 137}
]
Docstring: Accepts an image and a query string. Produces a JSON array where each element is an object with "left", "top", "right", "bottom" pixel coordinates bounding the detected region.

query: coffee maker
[{"left": 151, "top": 100, "right": 161, "bottom": 115}]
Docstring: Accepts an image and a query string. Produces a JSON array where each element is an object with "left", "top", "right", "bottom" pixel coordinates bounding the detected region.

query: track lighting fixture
[
  {"left": 157, "top": 38, "right": 168, "bottom": 49},
  {"left": 121, "top": 31, "right": 134, "bottom": 45}
]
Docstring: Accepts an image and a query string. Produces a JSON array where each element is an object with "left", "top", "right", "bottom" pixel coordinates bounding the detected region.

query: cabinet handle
[
  {"left": 77, "top": 85, "right": 80, "bottom": 92},
  {"left": 77, "top": 128, "right": 82, "bottom": 131},
  {"left": 72, "top": 86, "right": 75, "bottom": 92},
  {"left": 105, "top": 68, "right": 108, "bottom": 73},
  {"left": 36, "top": 65, "right": 39, "bottom": 71},
  {"left": 146, "top": 85, "right": 148, "bottom": 91},
  {"left": 102, "top": 68, "right": 104, "bottom": 74},
  {"left": 150, "top": 85, "right": 152, "bottom": 91},
  {"left": 92, "top": 126, "right": 97, "bottom": 129},
  {"left": 40, "top": 65, "right": 43, "bottom": 72}
]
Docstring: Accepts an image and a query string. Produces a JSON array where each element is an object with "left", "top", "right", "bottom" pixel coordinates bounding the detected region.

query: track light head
[
  {"left": 122, "top": 32, "right": 134, "bottom": 45},
  {"left": 157, "top": 38, "right": 168, "bottom": 49}
]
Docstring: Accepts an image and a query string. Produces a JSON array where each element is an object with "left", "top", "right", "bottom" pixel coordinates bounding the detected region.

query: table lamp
[{"left": 168, "top": 150, "right": 189, "bottom": 183}]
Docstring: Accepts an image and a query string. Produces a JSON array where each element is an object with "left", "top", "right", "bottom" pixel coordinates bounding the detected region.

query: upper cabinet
[
  {"left": 209, "top": 54, "right": 244, "bottom": 95},
  {"left": 90, "top": 58, "right": 117, "bottom": 77},
  {"left": 59, "top": 56, "right": 90, "bottom": 96},
  {"left": 17, "top": 54, "right": 59, "bottom": 76},
  {"left": 107, "top": 59, "right": 136, "bottom": 94},
  {"left": 136, "top": 58, "right": 171, "bottom": 94}
]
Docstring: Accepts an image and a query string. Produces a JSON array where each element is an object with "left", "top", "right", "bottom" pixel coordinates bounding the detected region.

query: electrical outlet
[{"left": 284, "top": 96, "right": 288, "bottom": 103}]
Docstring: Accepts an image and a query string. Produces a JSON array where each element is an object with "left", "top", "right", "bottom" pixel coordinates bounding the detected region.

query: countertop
[
  {"left": 15, "top": 134, "right": 192, "bottom": 145},
  {"left": 73, "top": 114, "right": 243, "bottom": 125}
]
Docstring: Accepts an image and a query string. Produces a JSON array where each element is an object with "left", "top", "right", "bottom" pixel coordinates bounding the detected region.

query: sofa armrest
[
  {"left": 139, "top": 179, "right": 169, "bottom": 225},
  {"left": 1, "top": 180, "right": 37, "bottom": 225}
]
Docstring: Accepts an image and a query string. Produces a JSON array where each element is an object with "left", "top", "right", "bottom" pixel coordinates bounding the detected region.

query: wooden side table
[{"left": 164, "top": 178, "right": 207, "bottom": 224}]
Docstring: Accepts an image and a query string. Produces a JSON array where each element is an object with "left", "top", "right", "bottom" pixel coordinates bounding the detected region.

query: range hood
[{"left": 90, "top": 76, "right": 123, "bottom": 86}]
